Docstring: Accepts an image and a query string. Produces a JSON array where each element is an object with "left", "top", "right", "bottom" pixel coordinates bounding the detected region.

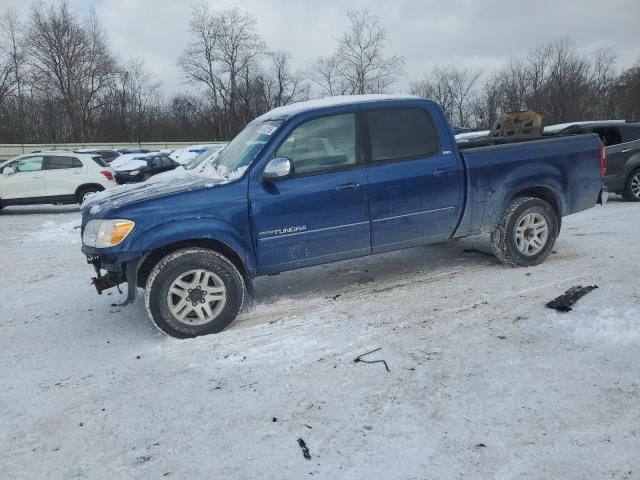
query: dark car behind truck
[
  {"left": 544, "top": 121, "right": 640, "bottom": 201},
  {"left": 80, "top": 95, "right": 607, "bottom": 338}
]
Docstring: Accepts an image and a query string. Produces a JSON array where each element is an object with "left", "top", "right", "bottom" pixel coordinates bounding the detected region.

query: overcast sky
[{"left": 4, "top": 0, "right": 639, "bottom": 96}]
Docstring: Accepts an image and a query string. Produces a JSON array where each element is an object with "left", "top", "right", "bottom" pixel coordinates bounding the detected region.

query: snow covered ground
[{"left": 1, "top": 200, "right": 639, "bottom": 479}]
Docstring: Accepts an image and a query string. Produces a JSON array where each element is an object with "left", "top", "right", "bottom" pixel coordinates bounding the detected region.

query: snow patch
[
  {"left": 112, "top": 159, "right": 146, "bottom": 172},
  {"left": 254, "top": 94, "right": 419, "bottom": 122},
  {"left": 29, "top": 219, "right": 80, "bottom": 243},
  {"left": 553, "top": 307, "right": 640, "bottom": 345}
]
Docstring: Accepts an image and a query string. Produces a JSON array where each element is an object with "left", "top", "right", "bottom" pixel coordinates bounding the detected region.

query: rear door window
[
  {"left": 46, "top": 156, "right": 81, "bottom": 170},
  {"left": 367, "top": 108, "right": 439, "bottom": 163},
  {"left": 594, "top": 127, "right": 623, "bottom": 146},
  {"left": 619, "top": 125, "right": 640, "bottom": 143}
]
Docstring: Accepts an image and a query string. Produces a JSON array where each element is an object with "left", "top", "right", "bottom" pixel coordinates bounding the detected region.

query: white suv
[{"left": 0, "top": 151, "right": 116, "bottom": 209}]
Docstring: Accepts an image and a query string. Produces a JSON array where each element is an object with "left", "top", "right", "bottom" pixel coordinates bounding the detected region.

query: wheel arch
[
  {"left": 136, "top": 238, "right": 255, "bottom": 296},
  {"left": 510, "top": 186, "right": 563, "bottom": 231},
  {"left": 75, "top": 183, "right": 105, "bottom": 198}
]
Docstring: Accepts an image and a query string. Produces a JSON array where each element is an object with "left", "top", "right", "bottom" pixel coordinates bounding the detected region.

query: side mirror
[
  {"left": 263, "top": 157, "right": 293, "bottom": 181},
  {"left": 2, "top": 167, "right": 15, "bottom": 176}
]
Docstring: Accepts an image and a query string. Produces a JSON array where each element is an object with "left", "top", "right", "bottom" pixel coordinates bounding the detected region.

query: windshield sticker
[{"left": 260, "top": 125, "right": 278, "bottom": 136}]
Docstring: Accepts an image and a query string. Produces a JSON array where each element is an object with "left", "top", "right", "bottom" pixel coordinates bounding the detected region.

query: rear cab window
[{"left": 367, "top": 108, "right": 439, "bottom": 163}]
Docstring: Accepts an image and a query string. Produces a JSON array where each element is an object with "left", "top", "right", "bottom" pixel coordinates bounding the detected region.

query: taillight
[
  {"left": 600, "top": 143, "right": 607, "bottom": 177},
  {"left": 101, "top": 170, "right": 114, "bottom": 181}
]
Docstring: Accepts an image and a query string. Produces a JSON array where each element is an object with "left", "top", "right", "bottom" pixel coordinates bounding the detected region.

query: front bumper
[
  {"left": 86, "top": 254, "right": 140, "bottom": 306},
  {"left": 598, "top": 187, "right": 608, "bottom": 205}
]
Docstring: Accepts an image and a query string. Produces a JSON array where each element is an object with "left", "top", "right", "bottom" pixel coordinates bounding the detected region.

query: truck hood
[{"left": 82, "top": 174, "right": 225, "bottom": 213}]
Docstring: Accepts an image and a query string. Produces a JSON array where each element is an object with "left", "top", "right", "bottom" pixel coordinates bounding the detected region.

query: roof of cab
[{"left": 253, "top": 94, "right": 421, "bottom": 123}]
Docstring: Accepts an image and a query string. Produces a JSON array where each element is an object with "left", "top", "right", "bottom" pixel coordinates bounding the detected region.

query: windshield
[
  {"left": 184, "top": 148, "right": 215, "bottom": 170},
  {"left": 211, "top": 122, "right": 281, "bottom": 172}
]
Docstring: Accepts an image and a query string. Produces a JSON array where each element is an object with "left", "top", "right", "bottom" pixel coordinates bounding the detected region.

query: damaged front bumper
[{"left": 86, "top": 254, "right": 140, "bottom": 306}]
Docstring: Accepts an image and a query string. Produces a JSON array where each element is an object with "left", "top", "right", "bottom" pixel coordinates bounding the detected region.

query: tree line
[{"left": 0, "top": 1, "right": 638, "bottom": 144}]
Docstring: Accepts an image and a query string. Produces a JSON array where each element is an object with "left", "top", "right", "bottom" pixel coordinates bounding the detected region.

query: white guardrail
[{"left": 0, "top": 142, "right": 221, "bottom": 161}]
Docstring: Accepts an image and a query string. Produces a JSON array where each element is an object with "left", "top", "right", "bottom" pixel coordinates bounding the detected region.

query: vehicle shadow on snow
[
  {"left": 0, "top": 205, "right": 80, "bottom": 216},
  {"left": 251, "top": 235, "right": 499, "bottom": 304}
]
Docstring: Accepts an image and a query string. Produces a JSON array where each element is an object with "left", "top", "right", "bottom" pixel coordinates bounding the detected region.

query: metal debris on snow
[
  {"left": 354, "top": 347, "right": 390, "bottom": 372},
  {"left": 297, "top": 438, "right": 311, "bottom": 460},
  {"left": 546, "top": 285, "right": 598, "bottom": 312}
]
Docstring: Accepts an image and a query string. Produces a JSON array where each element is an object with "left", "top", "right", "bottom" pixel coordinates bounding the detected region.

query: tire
[
  {"left": 77, "top": 186, "right": 102, "bottom": 205},
  {"left": 490, "top": 197, "right": 559, "bottom": 267},
  {"left": 144, "top": 248, "right": 245, "bottom": 338},
  {"left": 622, "top": 168, "right": 640, "bottom": 202},
  {"left": 142, "top": 173, "right": 151, "bottom": 181}
]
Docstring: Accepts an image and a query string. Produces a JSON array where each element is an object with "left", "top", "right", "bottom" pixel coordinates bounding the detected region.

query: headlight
[
  {"left": 129, "top": 170, "right": 140, "bottom": 176},
  {"left": 82, "top": 219, "right": 135, "bottom": 248}
]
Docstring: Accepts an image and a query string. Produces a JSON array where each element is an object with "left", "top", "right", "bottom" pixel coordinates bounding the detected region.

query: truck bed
[{"left": 453, "top": 133, "right": 604, "bottom": 238}]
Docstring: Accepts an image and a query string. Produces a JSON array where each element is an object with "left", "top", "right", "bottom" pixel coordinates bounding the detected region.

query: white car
[
  {"left": 169, "top": 144, "right": 224, "bottom": 165},
  {"left": 0, "top": 151, "right": 116, "bottom": 209}
]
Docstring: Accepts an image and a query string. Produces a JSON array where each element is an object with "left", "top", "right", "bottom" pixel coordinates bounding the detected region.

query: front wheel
[
  {"left": 622, "top": 169, "right": 640, "bottom": 202},
  {"left": 144, "top": 248, "right": 245, "bottom": 338},
  {"left": 490, "top": 197, "right": 559, "bottom": 267}
]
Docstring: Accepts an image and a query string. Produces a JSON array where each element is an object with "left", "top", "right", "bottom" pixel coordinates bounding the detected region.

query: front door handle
[
  {"left": 620, "top": 149, "right": 631, "bottom": 153},
  {"left": 335, "top": 182, "right": 360, "bottom": 191},
  {"left": 433, "top": 168, "right": 456, "bottom": 177},
  {"left": 32, "top": 175, "right": 42, "bottom": 179}
]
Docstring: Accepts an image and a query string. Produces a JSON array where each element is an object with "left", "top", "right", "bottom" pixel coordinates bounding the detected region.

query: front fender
[{"left": 129, "top": 217, "right": 256, "bottom": 273}]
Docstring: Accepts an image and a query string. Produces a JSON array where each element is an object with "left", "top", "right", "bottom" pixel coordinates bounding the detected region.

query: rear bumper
[
  {"left": 114, "top": 174, "right": 143, "bottom": 185},
  {"left": 598, "top": 187, "right": 608, "bottom": 205}
]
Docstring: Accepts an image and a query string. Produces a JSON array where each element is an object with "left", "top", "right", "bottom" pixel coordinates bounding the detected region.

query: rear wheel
[
  {"left": 622, "top": 169, "right": 640, "bottom": 202},
  {"left": 145, "top": 248, "right": 245, "bottom": 338},
  {"left": 77, "top": 186, "right": 102, "bottom": 205},
  {"left": 491, "top": 197, "right": 559, "bottom": 267}
]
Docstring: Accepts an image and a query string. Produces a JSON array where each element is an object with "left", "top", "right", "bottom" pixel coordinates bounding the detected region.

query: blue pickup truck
[{"left": 81, "top": 95, "right": 607, "bottom": 338}]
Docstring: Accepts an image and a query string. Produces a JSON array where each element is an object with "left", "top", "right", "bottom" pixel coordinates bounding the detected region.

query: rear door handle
[
  {"left": 620, "top": 149, "right": 631, "bottom": 153},
  {"left": 335, "top": 182, "right": 360, "bottom": 191},
  {"left": 433, "top": 168, "right": 456, "bottom": 177}
]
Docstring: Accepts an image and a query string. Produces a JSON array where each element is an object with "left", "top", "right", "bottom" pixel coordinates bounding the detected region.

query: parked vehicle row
[
  {"left": 80, "top": 95, "right": 607, "bottom": 338},
  {"left": 0, "top": 151, "right": 116, "bottom": 208},
  {"left": 114, "top": 153, "right": 181, "bottom": 184}
]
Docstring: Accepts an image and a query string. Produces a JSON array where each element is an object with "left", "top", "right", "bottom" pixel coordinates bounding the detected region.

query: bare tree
[
  {"left": 447, "top": 67, "right": 482, "bottom": 126},
  {"left": 179, "top": 4, "right": 265, "bottom": 137},
  {"left": 26, "top": 1, "right": 116, "bottom": 141},
  {"left": 116, "top": 59, "right": 160, "bottom": 141},
  {"left": 310, "top": 10, "right": 403, "bottom": 96},
  {"left": 615, "top": 62, "right": 640, "bottom": 121},
  {"left": 0, "top": 9, "right": 27, "bottom": 142},
  {"left": 261, "top": 51, "right": 308, "bottom": 109},
  {"left": 0, "top": 9, "right": 22, "bottom": 108},
  {"left": 411, "top": 66, "right": 480, "bottom": 126},
  {"left": 309, "top": 54, "right": 349, "bottom": 96},
  {"left": 178, "top": 1, "right": 219, "bottom": 106}
]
